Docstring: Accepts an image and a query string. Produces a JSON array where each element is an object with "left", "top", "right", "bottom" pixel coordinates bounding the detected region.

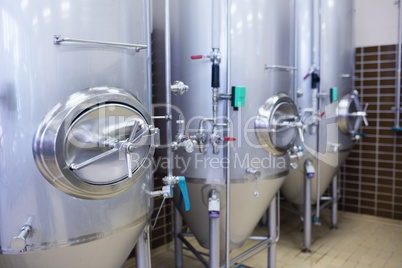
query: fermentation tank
[
  {"left": 157, "top": 0, "right": 298, "bottom": 262},
  {"left": 281, "top": 0, "right": 366, "bottom": 251},
  {"left": 0, "top": 1, "right": 156, "bottom": 267}
]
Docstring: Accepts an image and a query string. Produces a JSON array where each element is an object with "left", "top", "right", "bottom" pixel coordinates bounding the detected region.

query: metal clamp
[{"left": 53, "top": 35, "right": 147, "bottom": 51}]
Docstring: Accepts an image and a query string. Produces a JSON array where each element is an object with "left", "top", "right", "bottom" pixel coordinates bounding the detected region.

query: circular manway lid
[
  {"left": 255, "top": 93, "right": 299, "bottom": 155},
  {"left": 337, "top": 90, "right": 365, "bottom": 135},
  {"left": 33, "top": 87, "right": 155, "bottom": 199}
]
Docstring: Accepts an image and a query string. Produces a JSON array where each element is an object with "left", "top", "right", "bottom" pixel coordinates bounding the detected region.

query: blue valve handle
[{"left": 178, "top": 176, "right": 190, "bottom": 211}]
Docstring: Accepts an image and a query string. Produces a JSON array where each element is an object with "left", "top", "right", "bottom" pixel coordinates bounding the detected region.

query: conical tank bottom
[
  {"left": 281, "top": 150, "right": 350, "bottom": 205},
  {"left": 173, "top": 176, "right": 285, "bottom": 253}
]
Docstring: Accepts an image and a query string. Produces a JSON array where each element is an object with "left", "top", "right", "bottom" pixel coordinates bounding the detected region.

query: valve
[
  {"left": 305, "top": 159, "right": 315, "bottom": 179},
  {"left": 177, "top": 176, "right": 190, "bottom": 211},
  {"left": 328, "top": 142, "right": 341, "bottom": 153},
  {"left": 171, "top": 80, "right": 189, "bottom": 95},
  {"left": 289, "top": 146, "right": 304, "bottom": 160},
  {"left": 190, "top": 49, "right": 221, "bottom": 64},
  {"left": 11, "top": 225, "right": 32, "bottom": 251},
  {"left": 223, "top": 137, "right": 236, "bottom": 142},
  {"left": 208, "top": 190, "right": 220, "bottom": 218}
]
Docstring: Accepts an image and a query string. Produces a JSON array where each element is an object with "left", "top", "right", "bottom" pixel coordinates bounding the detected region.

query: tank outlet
[
  {"left": 11, "top": 225, "right": 32, "bottom": 251},
  {"left": 305, "top": 159, "right": 315, "bottom": 179},
  {"left": 208, "top": 195, "right": 220, "bottom": 218}
]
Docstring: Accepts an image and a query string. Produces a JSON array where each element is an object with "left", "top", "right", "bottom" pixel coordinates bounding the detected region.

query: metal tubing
[
  {"left": 145, "top": 0, "right": 153, "bottom": 112},
  {"left": 230, "top": 239, "right": 272, "bottom": 265},
  {"left": 225, "top": 0, "right": 232, "bottom": 265},
  {"left": 174, "top": 207, "right": 183, "bottom": 268},
  {"left": 303, "top": 164, "right": 312, "bottom": 253},
  {"left": 165, "top": 0, "right": 173, "bottom": 177},
  {"left": 268, "top": 195, "right": 277, "bottom": 268},
  {"left": 395, "top": 0, "right": 402, "bottom": 129},
  {"left": 135, "top": 227, "right": 151, "bottom": 268},
  {"left": 177, "top": 234, "right": 209, "bottom": 267},
  {"left": 209, "top": 211, "right": 220, "bottom": 268},
  {"left": 331, "top": 175, "right": 338, "bottom": 229},
  {"left": 313, "top": 0, "right": 321, "bottom": 221},
  {"left": 53, "top": 35, "right": 147, "bottom": 50},
  {"left": 212, "top": 0, "right": 220, "bottom": 49}
]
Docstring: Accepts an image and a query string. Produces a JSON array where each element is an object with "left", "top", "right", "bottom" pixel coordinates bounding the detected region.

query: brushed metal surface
[
  {"left": 282, "top": 0, "right": 355, "bottom": 205},
  {"left": 155, "top": 0, "right": 295, "bottom": 252},
  {"left": 0, "top": 0, "right": 153, "bottom": 266}
]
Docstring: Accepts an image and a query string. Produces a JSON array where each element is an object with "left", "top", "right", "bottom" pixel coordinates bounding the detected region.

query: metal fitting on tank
[{"left": 304, "top": 159, "right": 315, "bottom": 179}]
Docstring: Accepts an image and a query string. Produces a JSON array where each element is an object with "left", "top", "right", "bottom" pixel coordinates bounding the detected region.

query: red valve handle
[
  {"left": 224, "top": 137, "right": 236, "bottom": 141},
  {"left": 303, "top": 73, "right": 311, "bottom": 80},
  {"left": 319, "top": 111, "right": 325, "bottom": 118},
  {"left": 191, "top": 55, "right": 203, "bottom": 60}
]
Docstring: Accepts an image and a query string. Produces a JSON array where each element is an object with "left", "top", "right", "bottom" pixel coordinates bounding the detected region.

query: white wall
[{"left": 355, "top": 0, "right": 399, "bottom": 47}]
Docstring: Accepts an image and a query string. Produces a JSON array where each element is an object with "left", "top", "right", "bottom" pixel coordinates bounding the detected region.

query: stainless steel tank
[
  {"left": 160, "top": 0, "right": 298, "bottom": 253},
  {"left": 281, "top": 0, "right": 364, "bottom": 206},
  {"left": 0, "top": 1, "right": 156, "bottom": 267}
]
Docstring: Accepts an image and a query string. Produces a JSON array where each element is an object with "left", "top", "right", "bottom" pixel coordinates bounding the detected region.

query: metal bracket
[{"left": 53, "top": 35, "right": 147, "bottom": 51}]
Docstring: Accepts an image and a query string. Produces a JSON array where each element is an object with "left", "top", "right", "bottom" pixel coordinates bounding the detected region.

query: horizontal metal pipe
[{"left": 53, "top": 35, "right": 147, "bottom": 50}]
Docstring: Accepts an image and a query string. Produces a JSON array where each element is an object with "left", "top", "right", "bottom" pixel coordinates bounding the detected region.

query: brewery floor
[{"left": 124, "top": 208, "right": 402, "bottom": 268}]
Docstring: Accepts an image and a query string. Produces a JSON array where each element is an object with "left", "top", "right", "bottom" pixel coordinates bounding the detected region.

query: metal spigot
[
  {"left": 305, "top": 159, "right": 315, "bottom": 179},
  {"left": 11, "top": 225, "right": 32, "bottom": 251},
  {"left": 289, "top": 146, "right": 304, "bottom": 160},
  {"left": 210, "top": 131, "right": 221, "bottom": 154},
  {"left": 328, "top": 142, "right": 341, "bottom": 153}
]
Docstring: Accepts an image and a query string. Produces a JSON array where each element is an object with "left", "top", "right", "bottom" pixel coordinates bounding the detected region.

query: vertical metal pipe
[
  {"left": 395, "top": 0, "right": 402, "bottom": 129},
  {"left": 209, "top": 193, "right": 220, "bottom": 268},
  {"left": 331, "top": 174, "right": 338, "bottom": 229},
  {"left": 165, "top": 0, "right": 173, "bottom": 177},
  {"left": 225, "top": 0, "right": 232, "bottom": 266},
  {"left": 174, "top": 207, "right": 183, "bottom": 268},
  {"left": 303, "top": 161, "right": 313, "bottom": 253},
  {"left": 164, "top": 0, "right": 182, "bottom": 266},
  {"left": 145, "top": 0, "right": 153, "bottom": 113},
  {"left": 268, "top": 195, "right": 277, "bottom": 268},
  {"left": 313, "top": 0, "right": 321, "bottom": 220},
  {"left": 212, "top": 0, "right": 221, "bottom": 49},
  {"left": 136, "top": 227, "right": 152, "bottom": 268}
]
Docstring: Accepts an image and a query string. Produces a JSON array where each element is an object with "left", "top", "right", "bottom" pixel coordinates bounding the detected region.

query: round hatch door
[
  {"left": 337, "top": 90, "right": 365, "bottom": 135},
  {"left": 33, "top": 87, "right": 156, "bottom": 199},
  {"left": 255, "top": 93, "right": 299, "bottom": 155}
]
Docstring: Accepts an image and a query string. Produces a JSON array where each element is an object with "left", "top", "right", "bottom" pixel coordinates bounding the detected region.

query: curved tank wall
[
  {"left": 0, "top": 1, "right": 153, "bottom": 267},
  {"left": 165, "top": 0, "right": 296, "bottom": 251},
  {"left": 281, "top": 0, "right": 355, "bottom": 205}
]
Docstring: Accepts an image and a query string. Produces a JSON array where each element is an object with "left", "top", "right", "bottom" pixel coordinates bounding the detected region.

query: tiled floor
[{"left": 125, "top": 208, "right": 402, "bottom": 267}]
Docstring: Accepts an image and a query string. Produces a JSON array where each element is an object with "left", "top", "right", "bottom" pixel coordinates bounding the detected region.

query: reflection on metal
[
  {"left": 255, "top": 94, "right": 299, "bottom": 155},
  {"left": 264, "top": 64, "right": 298, "bottom": 71},
  {"left": 53, "top": 35, "right": 147, "bottom": 51},
  {"left": 11, "top": 225, "right": 32, "bottom": 252},
  {"left": 1, "top": 1, "right": 153, "bottom": 267},
  {"left": 337, "top": 90, "right": 368, "bottom": 135},
  {"left": 33, "top": 87, "right": 156, "bottom": 199}
]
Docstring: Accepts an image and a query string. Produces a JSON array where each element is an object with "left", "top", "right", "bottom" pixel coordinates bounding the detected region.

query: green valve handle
[
  {"left": 330, "top": 87, "right": 338, "bottom": 103},
  {"left": 178, "top": 176, "right": 190, "bottom": 211},
  {"left": 232, "top": 86, "right": 246, "bottom": 109}
]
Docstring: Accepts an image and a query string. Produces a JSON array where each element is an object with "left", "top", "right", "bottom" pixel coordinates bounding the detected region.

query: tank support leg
[
  {"left": 331, "top": 175, "right": 338, "bottom": 230},
  {"left": 209, "top": 190, "right": 220, "bottom": 268},
  {"left": 174, "top": 208, "right": 183, "bottom": 268},
  {"left": 268, "top": 194, "right": 277, "bottom": 268},
  {"left": 136, "top": 225, "right": 152, "bottom": 268},
  {"left": 303, "top": 159, "right": 314, "bottom": 253}
]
